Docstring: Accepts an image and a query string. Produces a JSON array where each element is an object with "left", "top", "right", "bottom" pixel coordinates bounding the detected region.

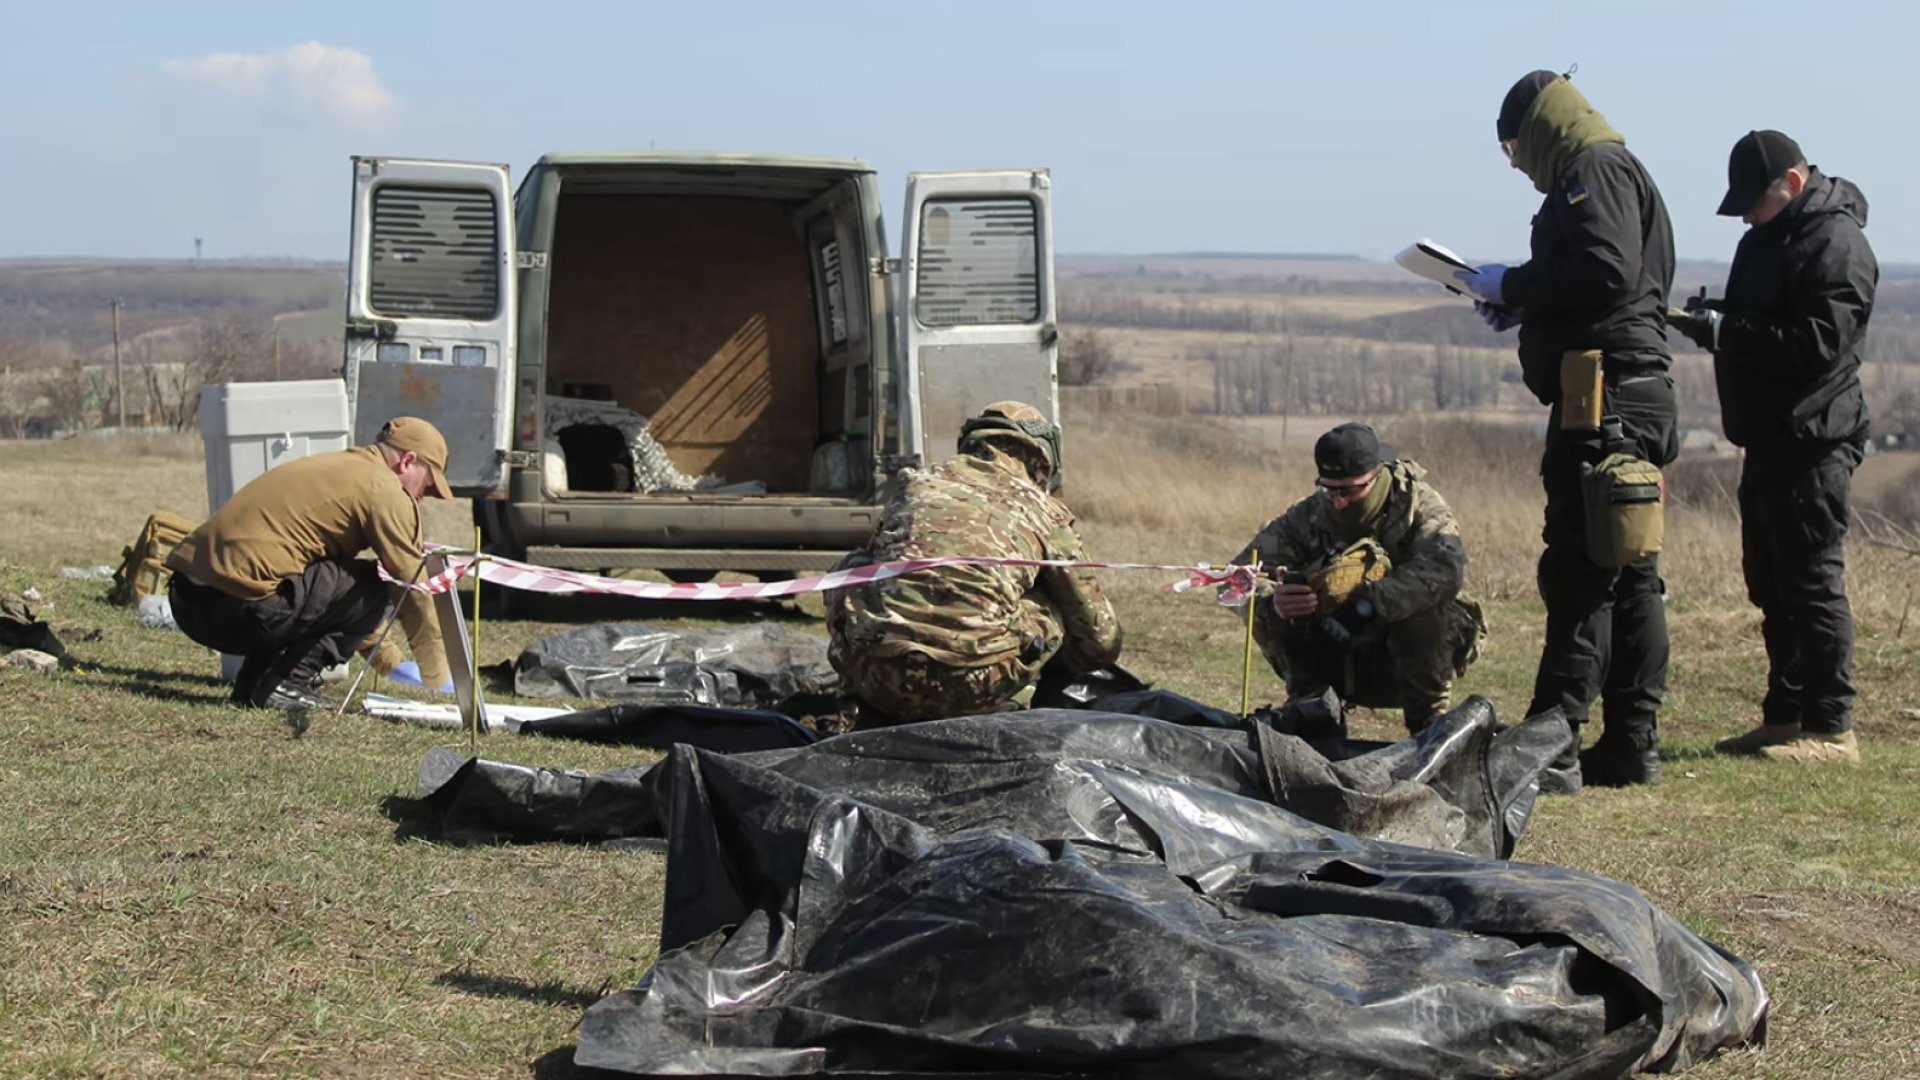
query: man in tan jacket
[{"left": 166, "top": 416, "right": 454, "bottom": 710}]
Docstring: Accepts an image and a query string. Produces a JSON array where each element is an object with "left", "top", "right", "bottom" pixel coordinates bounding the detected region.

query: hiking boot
[
  {"left": 1714, "top": 722, "right": 1801, "bottom": 756},
  {"left": 256, "top": 681, "right": 333, "bottom": 712},
  {"left": 1539, "top": 738, "right": 1583, "bottom": 796},
  {"left": 1757, "top": 730, "right": 1860, "bottom": 766},
  {"left": 1580, "top": 741, "right": 1662, "bottom": 787}
]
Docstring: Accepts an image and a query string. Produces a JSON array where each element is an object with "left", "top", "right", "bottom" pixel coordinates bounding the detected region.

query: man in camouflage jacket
[
  {"left": 1231, "top": 424, "right": 1485, "bottom": 732},
  {"left": 828, "top": 402, "right": 1122, "bottom": 727}
]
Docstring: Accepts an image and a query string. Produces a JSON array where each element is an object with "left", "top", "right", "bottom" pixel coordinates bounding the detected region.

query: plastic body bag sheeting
[
  {"left": 573, "top": 710, "right": 1766, "bottom": 1078},
  {"left": 512, "top": 622, "right": 837, "bottom": 707},
  {"left": 517, "top": 703, "right": 820, "bottom": 752},
  {"left": 419, "top": 696, "right": 1559, "bottom": 861},
  {"left": 410, "top": 703, "right": 1766, "bottom": 1076}
]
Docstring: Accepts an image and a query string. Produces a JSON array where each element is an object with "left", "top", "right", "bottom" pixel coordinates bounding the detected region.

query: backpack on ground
[{"left": 110, "top": 511, "right": 197, "bottom": 607}]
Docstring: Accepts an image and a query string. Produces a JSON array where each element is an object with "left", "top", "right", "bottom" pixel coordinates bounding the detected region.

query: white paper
[
  {"left": 1394, "top": 238, "right": 1493, "bottom": 301},
  {"left": 360, "top": 692, "right": 574, "bottom": 732}
]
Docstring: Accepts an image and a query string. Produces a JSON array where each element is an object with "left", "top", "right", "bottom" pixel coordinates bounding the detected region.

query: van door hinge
[
  {"left": 345, "top": 316, "right": 398, "bottom": 341},
  {"left": 870, "top": 257, "right": 900, "bottom": 276},
  {"left": 502, "top": 450, "right": 539, "bottom": 468},
  {"left": 516, "top": 251, "right": 549, "bottom": 270}
]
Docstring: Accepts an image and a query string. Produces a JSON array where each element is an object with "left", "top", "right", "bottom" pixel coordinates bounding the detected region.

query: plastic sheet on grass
[
  {"left": 411, "top": 701, "right": 1767, "bottom": 1076},
  {"left": 512, "top": 623, "right": 836, "bottom": 707}
]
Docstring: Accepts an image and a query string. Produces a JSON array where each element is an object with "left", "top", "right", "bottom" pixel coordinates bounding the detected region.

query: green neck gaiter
[
  {"left": 1512, "top": 78, "right": 1625, "bottom": 194},
  {"left": 1335, "top": 472, "right": 1393, "bottom": 536}
]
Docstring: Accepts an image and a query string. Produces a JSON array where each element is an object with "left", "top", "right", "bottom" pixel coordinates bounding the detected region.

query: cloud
[{"left": 162, "top": 42, "right": 394, "bottom": 125}]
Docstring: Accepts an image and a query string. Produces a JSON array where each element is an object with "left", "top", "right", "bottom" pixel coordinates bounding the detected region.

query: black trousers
[
  {"left": 1271, "top": 600, "right": 1478, "bottom": 730},
  {"left": 1740, "top": 442, "right": 1861, "bottom": 734},
  {"left": 1526, "top": 373, "right": 1678, "bottom": 746},
  {"left": 169, "top": 559, "right": 390, "bottom": 705}
]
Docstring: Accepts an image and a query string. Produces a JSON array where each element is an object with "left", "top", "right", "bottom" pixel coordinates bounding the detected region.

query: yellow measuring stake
[
  {"left": 1240, "top": 563, "right": 1259, "bottom": 717},
  {"left": 470, "top": 526, "right": 484, "bottom": 753}
]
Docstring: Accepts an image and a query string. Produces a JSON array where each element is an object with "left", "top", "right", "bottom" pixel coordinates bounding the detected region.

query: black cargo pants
[
  {"left": 1525, "top": 372, "right": 1678, "bottom": 748},
  {"left": 169, "top": 558, "right": 391, "bottom": 706},
  {"left": 1270, "top": 599, "right": 1477, "bottom": 731},
  {"left": 1739, "top": 441, "right": 1861, "bottom": 735}
]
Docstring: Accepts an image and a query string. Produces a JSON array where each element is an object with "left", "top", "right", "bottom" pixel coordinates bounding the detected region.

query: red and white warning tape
[{"left": 385, "top": 550, "right": 1260, "bottom": 604}]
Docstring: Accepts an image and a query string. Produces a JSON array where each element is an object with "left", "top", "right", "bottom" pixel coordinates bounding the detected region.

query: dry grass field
[{"left": 3, "top": 419, "right": 1919, "bottom": 1077}]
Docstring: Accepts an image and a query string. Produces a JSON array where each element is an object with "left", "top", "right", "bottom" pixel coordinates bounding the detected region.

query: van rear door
[
  {"left": 344, "top": 157, "right": 516, "bottom": 494},
  {"left": 900, "top": 170, "right": 1058, "bottom": 470}
]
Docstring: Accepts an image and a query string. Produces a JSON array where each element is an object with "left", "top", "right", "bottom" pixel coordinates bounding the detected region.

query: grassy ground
[{"left": 3, "top": 425, "right": 1919, "bottom": 1077}]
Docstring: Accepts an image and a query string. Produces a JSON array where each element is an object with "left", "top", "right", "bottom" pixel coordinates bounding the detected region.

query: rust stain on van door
[{"left": 394, "top": 364, "right": 446, "bottom": 410}]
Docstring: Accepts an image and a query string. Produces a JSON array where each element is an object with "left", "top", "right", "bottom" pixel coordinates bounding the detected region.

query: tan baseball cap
[{"left": 377, "top": 416, "right": 453, "bottom": 499}]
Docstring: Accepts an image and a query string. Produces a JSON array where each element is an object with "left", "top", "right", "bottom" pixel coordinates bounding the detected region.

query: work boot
[
  {"left": 1757, "top": 730, "right": 1860, "bottom": 766},
  {"left": 244, "top": 644, "right": 326, "bottom": 708},
  {"left": 257, "top": 681, "right": 332, "bottom": 712},
  {"left": 1538, "top": 739, "right": 1583, "bottom": 796},
  {"left": 1579, "top": 735, "right": 1662, "bottom": 788},
  {"left": 1714, "top": 722, "right": 1801, "bottom": 756}
]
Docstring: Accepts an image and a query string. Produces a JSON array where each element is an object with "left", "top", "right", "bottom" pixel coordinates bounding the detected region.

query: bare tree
[
  {"left": 42, "top": 359, "right": 97, "bottom": 434},
  {"left": 151, "top": 317, "right": 276, "bottom": 431},
  {"left": 1058, "top": 327, "right": 1132, "bottom": 386},
  {"left": 0, "top": 339, "right": 52, "bottom": 437}
]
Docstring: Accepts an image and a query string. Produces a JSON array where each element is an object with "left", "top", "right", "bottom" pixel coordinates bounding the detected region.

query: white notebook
[{"left": 1394, "top": 239, "right": 1494, "bottom": 302}]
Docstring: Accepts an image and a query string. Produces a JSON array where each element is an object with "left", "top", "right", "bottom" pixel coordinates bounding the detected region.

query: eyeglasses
[{"left": 1317, "top": 471, "right": 1379, "bottom": 503}]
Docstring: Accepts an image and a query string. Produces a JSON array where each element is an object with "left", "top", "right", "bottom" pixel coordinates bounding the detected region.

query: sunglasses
[{"left": 1317, "top": 471, "right": 1379, "bottom": 500}]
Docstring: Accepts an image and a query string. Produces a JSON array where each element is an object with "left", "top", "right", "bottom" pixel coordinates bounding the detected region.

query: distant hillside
[{"left": 0, "top": 260, "right": 343, "bottom": 354}]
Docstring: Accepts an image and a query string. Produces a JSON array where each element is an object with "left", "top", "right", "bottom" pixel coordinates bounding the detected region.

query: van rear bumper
[
  {"left": 503, "top": 496, "right": 882, "bottom": 552},
  {"left": 522, "top": 546, "right": 847, "bottom": 572}
]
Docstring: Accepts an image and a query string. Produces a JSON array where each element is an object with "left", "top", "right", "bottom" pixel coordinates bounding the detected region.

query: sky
[{"left": 2, "top": 0, "right": 1915, "bottom": 266}]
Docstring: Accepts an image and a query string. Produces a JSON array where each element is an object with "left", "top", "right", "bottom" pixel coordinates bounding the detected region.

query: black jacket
[
  {"left": 1713, "top": 170, "right": 1876, "bottom": 450},
  {"left": 1503, "top": 142, "right": 1676, "bottom": 404}
]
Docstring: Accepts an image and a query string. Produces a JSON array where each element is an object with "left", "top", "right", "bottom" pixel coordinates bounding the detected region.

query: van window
[
  {"left": 819, "top": 239, "right": 849, "bottom": 346},
  {"left": 915, "top": 198, "right": 1039, "bottom": 326},
  {"left": 367, "top": 186, "right": 501, "bottom": 320}
]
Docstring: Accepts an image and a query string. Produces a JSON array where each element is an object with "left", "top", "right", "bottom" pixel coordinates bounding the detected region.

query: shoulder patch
[{"left": 1566, "top": 186, "right": 1591, "bottom": 206}]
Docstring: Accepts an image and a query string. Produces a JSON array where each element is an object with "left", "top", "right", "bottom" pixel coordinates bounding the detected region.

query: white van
[{"left": 341, "top": 152, "right": 1059, "bottom": 580}]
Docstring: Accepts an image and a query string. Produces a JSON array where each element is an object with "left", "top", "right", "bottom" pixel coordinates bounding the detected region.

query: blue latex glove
[
  {"left": 390, "top": 661, "right": 455, "bottom": 694},
  {"left": 1455, "top": 264, "right": 1509, "bottom": 306},
  {"left": 1474, "top": 300, "right": 1521, "bottom": 333}
]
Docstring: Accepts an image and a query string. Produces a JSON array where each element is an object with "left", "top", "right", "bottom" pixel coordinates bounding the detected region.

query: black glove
[
  {"left": 1317, "top": 594, "right": 1377, "bottom": 647},
  {"left": 1682, "top": 286, "right": 1726, "bottom": 314},
  {"left": 1669, "top": 307, "right": 1723, "bottom": 351}
]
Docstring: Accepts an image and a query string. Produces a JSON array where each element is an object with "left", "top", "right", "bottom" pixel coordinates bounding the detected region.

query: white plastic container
[
  {"left": 199, "top": 379, "right": 353, "bottom": 513},
  {"left": 198, "top": 378, "right": 353, "bottom": 682}
]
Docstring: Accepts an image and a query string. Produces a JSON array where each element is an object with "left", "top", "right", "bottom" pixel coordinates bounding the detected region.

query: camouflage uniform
[
  {"left": 828, "top": 449, "right": 1123, "bottom": 726},
  {"left": 1232, "top": 460, "right": 1485, "bottom": 729}
]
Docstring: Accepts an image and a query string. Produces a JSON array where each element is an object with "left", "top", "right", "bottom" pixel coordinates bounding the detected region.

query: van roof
[{"left": 533, "top": 151, "right": 873, "bottom": 173}]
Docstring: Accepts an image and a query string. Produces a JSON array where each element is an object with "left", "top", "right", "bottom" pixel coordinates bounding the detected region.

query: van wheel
[{"left": 663, "top": 569, "right": 715, "bottom": 584}]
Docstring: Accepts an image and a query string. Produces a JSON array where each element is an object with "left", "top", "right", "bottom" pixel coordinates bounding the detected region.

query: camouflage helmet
[{"left": 958, "top": 401, "right": 1063, "bottom": 490}]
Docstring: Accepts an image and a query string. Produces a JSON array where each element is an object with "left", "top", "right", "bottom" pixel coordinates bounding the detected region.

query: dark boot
[
  {"left": 1538, "top": 723, "right": 1584, "bottom": 796},
  {"left": 259, "top": 682, "right": 332, "bottom": 712},
  {"left": 1580, "top": 728, "right": 1662, "bottom": 787},
  {"left": 244, "top": 643, "right": 328, "bottom": 709}
]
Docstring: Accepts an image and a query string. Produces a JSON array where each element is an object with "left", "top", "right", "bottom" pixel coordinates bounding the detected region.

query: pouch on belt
[
  {"left": 1559, "top": 349, "right": 1605, "bottom": 432},
  {"left": 1581, "top": 453, "right": 1665, "bottom": 568}
]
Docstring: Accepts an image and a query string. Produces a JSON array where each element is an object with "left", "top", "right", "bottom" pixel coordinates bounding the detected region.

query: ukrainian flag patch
[{"left": 1567, "top": 186, "right": 1591, "bottom": 206}]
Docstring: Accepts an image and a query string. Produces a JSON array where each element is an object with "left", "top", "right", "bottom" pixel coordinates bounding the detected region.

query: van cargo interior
[{"left": 541, "top": 175, "right": 873, "bottom": 501}]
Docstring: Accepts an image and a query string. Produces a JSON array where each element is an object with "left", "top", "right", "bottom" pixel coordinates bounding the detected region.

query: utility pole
[
  {"left": 194, "top": 238, "right": 203, "bottom": 263},
  {"left": 273, "top": 321, "right": 282, "bottom": 379},
  {"left": 112, "top": 298, "right": 126, "bottom": 429}
]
